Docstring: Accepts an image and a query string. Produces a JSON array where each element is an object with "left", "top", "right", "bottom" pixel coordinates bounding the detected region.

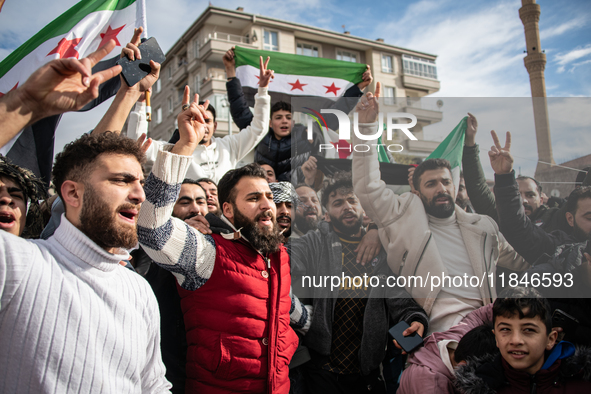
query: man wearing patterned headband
[
  {"left": 269, "top": 181, "right": 298, "bottom": 238},
  {"left": 0, "top": 155, "right": 48, "bottom": 238}
]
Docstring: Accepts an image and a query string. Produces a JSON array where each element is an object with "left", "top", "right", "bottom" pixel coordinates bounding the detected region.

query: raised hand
[
  {"left": 356, "top": 81, "right": 381, "bottom": 123},
  {"left": 18, "top": 39, "right": 122, "bottom": 119},
  {"left": 465, "top": 112, "right": 478, "bottom": 147},
  {"left": 223, "top": 47, "right": 236, "bottom": 78},
  {"left": 136, "top": 133, "right": 152, "bottom": 155},
  {"left": 171, "top": 85, "right": 208, "bottom": 156},
  {"left": 120, "top": 27, "right": 161, "bottom": 93},
  {"left": 258, "top": 56, "right": 274, "bottom": 88},
  {"left": 301, "top": 156, "right": 318, "bottom": 187},
  {"left": 488, "top": 130, "right": 514, "bottom": 175},
  {"left": 357, "top": 65, "right": 373, "bottom": 90}
]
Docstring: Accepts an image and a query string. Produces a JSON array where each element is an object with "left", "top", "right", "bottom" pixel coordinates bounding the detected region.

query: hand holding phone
[
  {"left": 389, "top": 321, "right": 424, "bottom": 353},
  {"left": 117, "top": 37, "right": 166, "bottom": 87}
]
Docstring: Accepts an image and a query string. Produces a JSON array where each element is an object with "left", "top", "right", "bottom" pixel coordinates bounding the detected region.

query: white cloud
[
  {"left": 554, "top": 44, "right": 591, "bottom": 73},
  {"left": 540, "top": 16, "right": 587, "bottom": 40}
]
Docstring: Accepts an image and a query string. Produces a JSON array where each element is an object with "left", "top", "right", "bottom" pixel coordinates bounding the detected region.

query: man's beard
[
  {"left": 329, "top": 212, "right": 363, "bottom": 236},
  {"left": 295, "top": 206, "right": 320, "bottom": 234},
  {"left": 421, "top": 193, "right": 455, "bottom": 218},
  {"left": 232, "top": 204, "right": 283, "bottom": 254},
  {"left": 572, "top": 218, "right": 590, "bottom": 242},
  {"left": 456, "top": 196, "right": 469, "bottom": 210},
  {"left": 277, "top": 213, "right": 292, "bottom": 238},
  {"left": 79, "top": 184, "right": 139, "bottom": 250}
]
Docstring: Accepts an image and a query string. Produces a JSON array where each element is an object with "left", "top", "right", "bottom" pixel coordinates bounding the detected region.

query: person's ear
[
  {"left": 213, "top": 121, "right": 218, "bottom": 132},
  {"left": 566, "top": 211, "right": 574, "bottom": 228},
  {"left": 547, "top": 330, "right": 558, "bottom": 350},
  {"left": 223, "top": 201, "right": 234, "bottom": 220},
  {"left": 324, "top": 211, "right": 331, "bottom": 222},
  {"left": 61, "top": 180, "right": 83, "bottom": 210}
]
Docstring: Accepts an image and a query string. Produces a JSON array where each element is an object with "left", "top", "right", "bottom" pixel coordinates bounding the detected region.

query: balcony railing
[{"left": 204, "top": 32, "right": 250, "bottom": 45}]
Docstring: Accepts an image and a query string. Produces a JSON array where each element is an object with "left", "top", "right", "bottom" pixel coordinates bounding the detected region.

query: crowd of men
[{"left": 0, "top": 33, "right": 591, "bottom": 394}]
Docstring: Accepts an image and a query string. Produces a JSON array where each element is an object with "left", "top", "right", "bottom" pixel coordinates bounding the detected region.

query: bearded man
[
  {"left": 0, "top": 132, "right": 170, "bottom": 392},
  {"left": 138, "top": 80, "right": 306, "bottom": 393}
]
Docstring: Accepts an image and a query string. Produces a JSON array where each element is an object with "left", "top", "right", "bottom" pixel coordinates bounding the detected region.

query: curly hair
[
  {"left": 52, "top": 132, "right": 145, "bottom": 201},
  {"left": 321, "top": 171, "right": 353, "bottom": 209},
  {"left": 0, "top": 155, "right": 49, "bottom": 238}
]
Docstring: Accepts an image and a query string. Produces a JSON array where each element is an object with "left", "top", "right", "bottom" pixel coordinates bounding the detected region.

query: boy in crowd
[{"left": 455, "top": 287, "right": 591, "bottom": 393}]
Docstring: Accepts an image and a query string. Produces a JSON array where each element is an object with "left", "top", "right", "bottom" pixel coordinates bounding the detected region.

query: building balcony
[
  {"left": 402, "top": 74, "right": 440, "bottom": 95},
  {"left": 199, "top": 77, "right": 227, "bottom": 98},
  {"left": 401, "top": 99, "right": 443, "bottom": 126},
  {"left": 199, "top": 33, "right": 258, "bottom": 63}
]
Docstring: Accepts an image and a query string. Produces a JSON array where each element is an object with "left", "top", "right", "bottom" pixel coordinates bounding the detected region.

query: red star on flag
[
  {"left": 288, "top": 79, "right": 307, "bottom": 91},
  {"left": 331, "top": 139, "right": 352, "bottom": 159},
  {"left": 99, "top": 24, "right": 126, "bottom": 48},
  {"left": 47, "top": 37, "right": 82, "bottom": 59},
  {"left": 0, "top": 82, "right": 19, "bottom": 98},
  {"left": 323, "top": 82, "right": 341, "bottom": 96}
]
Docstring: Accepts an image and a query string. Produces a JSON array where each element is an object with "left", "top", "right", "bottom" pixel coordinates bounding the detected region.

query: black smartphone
[
  {"left": 116, "top": 37, "right": 166, "bottom": 87},
  {"left": 388, "top": 321, "right": 424, "bottom": 353},
  {"left": 552, "top": 309, "right": 579, "bottom": 335}
]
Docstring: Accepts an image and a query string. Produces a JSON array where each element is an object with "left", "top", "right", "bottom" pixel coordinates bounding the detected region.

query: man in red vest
[{"left": 138, "top": 56, "right": 303, "bottom": 394}]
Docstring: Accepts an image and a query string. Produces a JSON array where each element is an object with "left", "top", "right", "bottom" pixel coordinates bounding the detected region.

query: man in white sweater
[{"left": 0, "top": 132, "right": 171, "bottom": 393}]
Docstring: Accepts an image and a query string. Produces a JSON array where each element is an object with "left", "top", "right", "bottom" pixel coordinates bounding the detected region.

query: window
[
  {"left": 168, "top": 96, "right": 173, "bottom": 113},
  {"left": 168, "top": 66, "right": 172, "bottom": 79},
  {"left": 156, "top": 107, "right": 162, "bottom": 124},
  {"left": 337, "top": 49, "right": 358, "bottom": 63},
  {"left": 263, "top": 29, "right": 278, "bottom": 51},
  {"left": 154, "top": 79, "right": 161, "bottom": 94},
  {"left": 195, "top": 74, "right": 201, "bottom": 94},
  {"left": 297, "top": 42, "right": 319, "bottom": 57},
  {"left": 403, "top": 54, "right": 437, "bottom": 79},
  {"left": 194, "top": 38, "right": 200, "bottom": 59},
  {"left": 384, "top": 86, "right": 395, "bottom": 105},
  {"left": 381, "top": 54, "right": 393, "bottom": 73}
]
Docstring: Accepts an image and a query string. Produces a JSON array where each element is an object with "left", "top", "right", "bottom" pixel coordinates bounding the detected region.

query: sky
[{"left": 0, "top": 0, "right": 589, "bottom": 182}]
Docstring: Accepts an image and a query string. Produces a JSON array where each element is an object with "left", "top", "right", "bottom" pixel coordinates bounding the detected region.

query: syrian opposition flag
[
  {"left": 0, "top": 0, "right": 147, "bottom": 185},
  {"left": 234, "top": 46, "right": 366, "bottom": 106},
  {"left": 426, "top": 116, "right": 467, "bottom": 192}
]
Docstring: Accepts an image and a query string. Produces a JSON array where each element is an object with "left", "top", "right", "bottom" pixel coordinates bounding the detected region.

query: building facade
[{"left": 148, "top": 6, "right": 442, "bottom": 160}]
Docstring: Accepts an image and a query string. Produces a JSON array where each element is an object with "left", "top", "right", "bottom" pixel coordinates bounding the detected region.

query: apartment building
[{"left": 148, "top": 6, "right": 442, "bottom": 160}]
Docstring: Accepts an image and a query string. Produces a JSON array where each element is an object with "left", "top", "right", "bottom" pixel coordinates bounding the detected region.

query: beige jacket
[{"left": 351, "top": 123, "right": 527, "bottom": 315}]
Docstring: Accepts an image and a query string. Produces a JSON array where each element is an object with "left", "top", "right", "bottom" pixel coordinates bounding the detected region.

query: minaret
[{"left": 519, "top": 0, "right": 555, "bottom": 177}]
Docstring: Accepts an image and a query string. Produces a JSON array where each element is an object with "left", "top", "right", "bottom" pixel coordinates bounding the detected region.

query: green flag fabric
[{"left": 427, "top": 116, "right": 467, "bottom": 189}]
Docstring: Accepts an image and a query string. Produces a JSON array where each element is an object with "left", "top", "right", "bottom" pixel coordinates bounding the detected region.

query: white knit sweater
[{"left": 0, "top": 216, "right": 171, "bottom": 393}]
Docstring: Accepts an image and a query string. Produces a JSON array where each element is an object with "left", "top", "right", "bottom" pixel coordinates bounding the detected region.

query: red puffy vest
[{"left": 177, "top": 234, "right": 298, "bottom": 393}]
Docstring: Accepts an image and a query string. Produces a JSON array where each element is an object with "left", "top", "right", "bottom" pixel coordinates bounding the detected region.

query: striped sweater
[
  {"left": 0, "top": 216, "right": 171, "bottom": 393},
  {"left": 137, "top": 148, "right": 311, "bottom": 331}
]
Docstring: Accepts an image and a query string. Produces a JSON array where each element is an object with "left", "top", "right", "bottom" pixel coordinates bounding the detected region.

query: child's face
[{"left": 493, "top": 311, "right": 557, "bottom": 375}]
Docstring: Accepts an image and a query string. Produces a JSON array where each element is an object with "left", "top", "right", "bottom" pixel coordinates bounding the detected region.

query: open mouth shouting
[
  {"left": 277, "top": 214, "right": 291, "bottom": 229},
  {"left": 118, "top": 208, "right": 139, "bottom": 225},
  {"left": 0, "top": 210, "right": 17, "bottom": 230}
]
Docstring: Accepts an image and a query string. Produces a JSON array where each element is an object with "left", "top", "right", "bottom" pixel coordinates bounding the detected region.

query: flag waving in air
[
  {"left": 0, "top": 0, "right": 147, "bottom": 184},
  {"left": 234, "top": 46, "right": 366, "bottom": 106},
  {"left": 426, "top": 116, "right": 467, "bottom": 191}
]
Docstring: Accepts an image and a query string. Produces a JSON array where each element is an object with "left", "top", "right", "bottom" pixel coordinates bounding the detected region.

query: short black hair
[
  {"left": 321, "top": 171, "right": 354, "bottom": 209},
  {"left": 566, "top": 186, "right": 591, "bottom": 215},
  {"left": 271, "top": 101, "right": 291, "bottom": 117},
  {"left": 196, "top": 177, "right": 216, "bottom": 186},
  {"left": 217, "top": 163, "right": 267, "bottom": 206},
  {"left": 181, "top": 178, "right": 206, "bottom": 195},
  {"left": 52, "top": 132, "right": 145, "bottom": 201},
  {"left": 516, "top": 175, "right": 542, "bottom": 195},
  {"left": 454, "top": 324, "right": 497, "bottom": 364},
  {"left": 199, "top": 101, "right": 216, "bottom": 122},
  {"left": 493, "top": 287, "right": 552, "bottom": 334},
  {"left": 413, "top": 158, "right": 451, "bottom": 191}
]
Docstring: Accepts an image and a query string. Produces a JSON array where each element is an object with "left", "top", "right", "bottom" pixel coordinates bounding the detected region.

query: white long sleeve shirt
[
  {"left": 129, "top": 87, "right": 270, "bottom": 183},
  {"left": 0, "top": 216, "right": 171, "bottom": 393}
]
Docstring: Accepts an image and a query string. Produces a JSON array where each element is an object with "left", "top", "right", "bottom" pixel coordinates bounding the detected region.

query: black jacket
[
  {"left": 493, "top": 171, "right": 581, "bottom": 265},
  {"left": 289, "top": 221, "right": 429, "bottom": 375}
]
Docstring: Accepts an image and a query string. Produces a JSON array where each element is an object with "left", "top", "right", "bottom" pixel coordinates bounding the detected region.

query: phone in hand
[
  {"left": 388, "top": 321, "right": 424, "bottom": 353},
  {"left": 117, "top": 37, "right": 166, "bottom": 87}
]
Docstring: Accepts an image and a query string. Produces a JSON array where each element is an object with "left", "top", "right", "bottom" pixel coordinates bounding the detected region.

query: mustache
[
  {"left": 277, "top": 214, "right": 291, "bottom": 221},
  {"left": 117, "top": 203, "right": 141, "bottom": 212},
  {"left": 255, "top": 210, "right": 274, "bottom": 221}
]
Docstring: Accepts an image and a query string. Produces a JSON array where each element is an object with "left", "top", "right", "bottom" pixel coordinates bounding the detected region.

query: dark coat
[
  {"left": 455, "top": 346, "right": 591, "bottom": 394},
  {"left": 289, "top": 221, "right": 429, "bottom": 375}
]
